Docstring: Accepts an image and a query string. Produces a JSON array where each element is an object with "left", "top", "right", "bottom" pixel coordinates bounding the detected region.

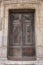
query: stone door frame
[{"left": 1, "top": 1, "right": 40, "bottom": 64}]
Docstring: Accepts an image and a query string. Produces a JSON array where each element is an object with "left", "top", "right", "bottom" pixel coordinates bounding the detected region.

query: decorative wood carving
[{"left": 8, "top": 9, "right": 35, "bottom": 60}]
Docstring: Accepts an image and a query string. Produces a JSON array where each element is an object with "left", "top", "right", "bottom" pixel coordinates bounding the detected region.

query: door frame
[{"left": 2, "top": 2, "right": 40, "bottom": 63}]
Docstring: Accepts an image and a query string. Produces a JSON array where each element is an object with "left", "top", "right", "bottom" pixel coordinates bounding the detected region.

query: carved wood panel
[{"left": 8, "top": 10, "right": 35, "bottom": 60}]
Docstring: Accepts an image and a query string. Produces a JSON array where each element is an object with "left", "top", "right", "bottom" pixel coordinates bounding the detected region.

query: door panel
[
  {"left": 9, "top": 14, "right": 22, "bottom": 46},
  {"left": 22, "top": 14, "right": 34, "bottom": 46},
  {"left": 22, "top": 47, "right": 35, "bottom": 57},
  {"left": 8, "top": 47, "right": 22, "bottom": 58}
]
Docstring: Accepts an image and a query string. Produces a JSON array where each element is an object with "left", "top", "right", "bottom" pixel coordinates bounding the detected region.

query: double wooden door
[{"left": 8, "top": 10, "right": 35, "bottom": 60}]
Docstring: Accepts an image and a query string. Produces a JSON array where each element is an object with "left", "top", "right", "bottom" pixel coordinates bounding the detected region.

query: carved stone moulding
[
  {"left": 5, "top": 64, "right": 35, "bottom": 65},
  {"left": 2, "top": 0, "right": 39, "bottom": 4}
]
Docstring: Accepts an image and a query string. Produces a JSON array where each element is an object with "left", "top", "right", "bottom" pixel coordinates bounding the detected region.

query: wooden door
[{"left": 8, "top": 10, "right": 35, "bottom": 60}]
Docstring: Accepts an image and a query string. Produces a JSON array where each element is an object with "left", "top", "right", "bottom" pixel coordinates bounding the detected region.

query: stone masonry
[{"left": 0, "top": 0, "right": 43, "bottom": 65}]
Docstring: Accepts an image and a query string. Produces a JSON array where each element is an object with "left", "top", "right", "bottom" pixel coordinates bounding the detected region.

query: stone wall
[{"left": 0, "top": 0, "right": 43, "bottom": 65}]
